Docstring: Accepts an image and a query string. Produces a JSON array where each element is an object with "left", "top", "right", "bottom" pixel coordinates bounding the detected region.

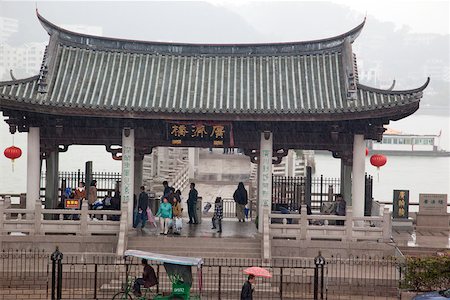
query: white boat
[{"left": 367, "top": 127, "right": 450, "bottom": 157}]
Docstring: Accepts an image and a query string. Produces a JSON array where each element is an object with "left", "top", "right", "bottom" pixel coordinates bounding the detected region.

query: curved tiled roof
[{"left": 0, "top": 12, "right": 428, "bottom": 121}]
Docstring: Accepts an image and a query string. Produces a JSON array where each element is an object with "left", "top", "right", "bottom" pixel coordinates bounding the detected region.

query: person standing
[
  {"left": 156, "top": 197, "right": 172, "bottom": 235},
  {"left": 172, "top": 196, "right": 183, "bottom": 235},
  {"left": 74, "top": 181, "right": 86, "bottom": 203},
  {"left": 211, "top": 197, "right": 223, "bottom": 233},
  {"left": 174, "top": 189, "right": 182, "bottom": 203},
  {"left": 162, "top": 181, "right": 171, "bottom": 199},
  {"left": 240, "top": 274, "right": 255, "bottom": 300},
  {"left": 133, "top": 186, "right": 149, "bottom": 229},
  {"left": 233, "top": 182, "right": 248, "bottom": 222},
  {"left": 88, "top": 180, "right": 97, "bottom": 210},
  {"left": 187, "top": 183, "right": 198, "bottom": 224}
]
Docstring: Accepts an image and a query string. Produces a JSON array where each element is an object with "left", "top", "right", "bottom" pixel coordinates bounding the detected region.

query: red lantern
[
  {"left": 4, "top": 146, "right": 22, "bottom": 171},
  {"left": 370, "top": 154, "right": 387, "bottom": 181},
  {"left": 365, "top": 148, "right": 369, "bottom": 156},
  {"left": 370, "top": 154, "right": 387, "bottom": 168}
]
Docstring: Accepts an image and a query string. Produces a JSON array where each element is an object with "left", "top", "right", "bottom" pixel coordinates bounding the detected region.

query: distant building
[
  {"left": 423, "top": 59, "right": 450, "bottom": 82},
  {"left": 0, "top": 17, "right": 18, "bottom": 43},
  {"left": 0, "top": 42, "right": 47, "bottom": 80}
]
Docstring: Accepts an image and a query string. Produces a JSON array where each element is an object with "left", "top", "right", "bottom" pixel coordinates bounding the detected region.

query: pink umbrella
[{"left": 243, "top": 267, "right": 272, "bottom": 278}]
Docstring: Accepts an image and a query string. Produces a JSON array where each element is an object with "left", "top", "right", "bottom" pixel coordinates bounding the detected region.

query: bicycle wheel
[{"left": 112, "top": 291, "right": 132, "bottom": 300}]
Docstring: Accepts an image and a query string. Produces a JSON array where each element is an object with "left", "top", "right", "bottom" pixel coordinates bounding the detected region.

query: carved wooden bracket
[{"left": 244, "top": 148, "right": 289, "bottom": 165}]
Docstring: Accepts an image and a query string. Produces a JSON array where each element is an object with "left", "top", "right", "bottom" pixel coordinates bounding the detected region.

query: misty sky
[{"left": 1, "top": 1, "right": 448, "bottom": 43}]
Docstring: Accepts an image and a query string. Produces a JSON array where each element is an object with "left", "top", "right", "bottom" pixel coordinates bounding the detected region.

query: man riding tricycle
[{"left": 112, "top": 250, "right": 203, "bottom": 300}]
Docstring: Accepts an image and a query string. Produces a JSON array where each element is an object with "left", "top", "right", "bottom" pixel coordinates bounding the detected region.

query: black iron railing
[
  {"left": 0, "top": 249, "right": 404, "bottom": 300},
  {"left": 272, "top": 174, "right": 373, "bottom": 212}
]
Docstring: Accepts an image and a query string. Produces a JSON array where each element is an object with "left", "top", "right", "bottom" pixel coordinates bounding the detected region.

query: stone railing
[
  {"left": 171, "top": 160, "right": 190, "bottom": 191},
  {"left": 269, "top": 205, "right": 392, "bottom": 243},
  {"left": 0, "top": 198, "right": 122, "bottom": 236}
]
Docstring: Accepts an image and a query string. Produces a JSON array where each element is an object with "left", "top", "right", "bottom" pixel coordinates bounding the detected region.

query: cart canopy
[{"left": 124, "top": 250, "right": 203, "bottom": 267}]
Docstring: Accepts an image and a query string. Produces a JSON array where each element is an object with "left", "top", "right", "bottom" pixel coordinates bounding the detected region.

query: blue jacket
[{"left": 157, "top": 202, "right": 173, "bottom": 219}]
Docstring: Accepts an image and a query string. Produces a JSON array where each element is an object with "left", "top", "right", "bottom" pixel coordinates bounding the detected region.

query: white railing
[
  {"left": 269, "top": 205, "right": 392, "bottom": 243},
  {"left": 0, "top": 198, "right": 121, "bottom": 236},
  {"left": 172, "top": 161, "right": 190, "bottom": 191}
]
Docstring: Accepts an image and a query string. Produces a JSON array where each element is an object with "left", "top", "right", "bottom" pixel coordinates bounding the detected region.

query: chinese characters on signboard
[
  {"left": 393, "top": 190, "right": 409, "bottom": 219},
  {"left": 64, "top": 199, "right": 79, "bottom": 209},
  {"left": 167, "top": 122, "right": 232, "bottom": 147},
  {"left": 260, "top": 149, "right": 271, "bottom": 207},
  {"left": 419, "top": 193, "right": 447, "bottom": 215},
  {"left": 122, "top": 145, "right": 132, "bottom": 203}
]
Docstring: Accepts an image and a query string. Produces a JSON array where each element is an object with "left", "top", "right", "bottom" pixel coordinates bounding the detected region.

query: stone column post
[
  {"left": 45, "top": 149, "right": 59, "bottom": 209},
  {"left": 188, "top": 148, "right": 197, "bottom": 179},
  {"left": 26, "top": 127, "right": 40, "bottom": 218},
  {"left": 134, "top": 158, "right": 144, "bottom": 195},
  {"left": 121, "top": 128, "right": 135, "bottom": 227},
  {"left": 340, "top": 160, "right": 353, "bottom": 206},
  {"left": 351, "top": 134, "right": 365, "bottom": 220},
  {"left": 258, "top": 131, "right": 273, "bottom": 233}
]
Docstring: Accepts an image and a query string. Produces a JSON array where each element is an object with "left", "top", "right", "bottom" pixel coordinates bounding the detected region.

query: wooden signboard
[
  {"left": 65, "top": 199, "right": 80, "bottom": 209},
  {"left": 392, "top": 190, "right": 409, "bottom": 219},
  {"left": 167, "top": 122, "right": 233, "bottom": 147}
]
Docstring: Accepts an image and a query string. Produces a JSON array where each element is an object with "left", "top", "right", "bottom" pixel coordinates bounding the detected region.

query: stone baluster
[
  {"left": 34, "top": 199, "right": 42, "bottom": 235},
  {"left": 300, "top": 204, "right": 308, "bottom": 240},
  {"left": 80, "top": 201, "right": 88, "bottom": 236},
  {"left": 0, "top": 197, "right": 4, "bottom": 235},
  {"left": 345, "top": 208, "right": 353, "bottom": 242},
  {"left": 4, "top": 195, "right": 11, "bottom": 220},
  {"left": 382, "top": 206, "right": 392, "bottom": 242}
]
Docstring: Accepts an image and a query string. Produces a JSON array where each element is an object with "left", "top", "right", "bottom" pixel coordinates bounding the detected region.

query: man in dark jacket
[
  {"left": 187, "top": 183, "right": 198, "bottom": 224},
  {"left": 240, "top": 274, "right": 255, "bottom": 300},
  {"left": 133, "top": 186, "right": 149, "bottom": 229},
  {"left": 233, "top": 182, "right": 248, "bottom": 222},
  {"left": 133, "top": 259, "right": 158, "bottom": 297}
]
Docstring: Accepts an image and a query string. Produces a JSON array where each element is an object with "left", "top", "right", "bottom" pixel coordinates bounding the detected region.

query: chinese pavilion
[{"left": 0, "top": 11, "right": 429, "bottom": 229}]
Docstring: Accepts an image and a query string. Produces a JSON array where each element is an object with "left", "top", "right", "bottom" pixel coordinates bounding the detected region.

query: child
[
  {"left": 211, "top": 197, "right": 223, "bottom": 233},
  {"left": 172, "top": 197, "right": 183, "bottom": 235}
]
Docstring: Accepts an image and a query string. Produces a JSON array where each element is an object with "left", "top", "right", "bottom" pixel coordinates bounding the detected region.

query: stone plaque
[
  {"left": 419, "top": 194, "right": 447, "bottom": 215},
  {"left": 393, "top": 190, "right": 409, "bottom": 219}
]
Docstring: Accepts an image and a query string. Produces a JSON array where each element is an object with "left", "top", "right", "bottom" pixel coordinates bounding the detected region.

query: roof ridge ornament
[
  {"left": 342, "top": 38, "right": 357, "bottom": 101},
  {"left": 35, "top": 10, "right": 366, "bottom": 55}
]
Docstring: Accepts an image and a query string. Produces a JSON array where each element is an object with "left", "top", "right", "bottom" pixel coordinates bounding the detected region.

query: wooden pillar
[
  {"left": 121, "top": 128, "right": 135, "bottom": 227},
  {"left": 352, "top": 134, "right": 365, "bottom": 219},
  {"left": 26, "top": 127, "right": 40, "bottom": 218},
  {"left": 134, "top": 158, "right": 144, "bottom": 195},
  {"left": 45, "top": 149, "right": 59, "bottom": 209},
  {"left": 340, "top": 160, "right": 352, "bottom": 206},
  {"left": 258, "top": 131, "right": 273, "bottom": 233}
]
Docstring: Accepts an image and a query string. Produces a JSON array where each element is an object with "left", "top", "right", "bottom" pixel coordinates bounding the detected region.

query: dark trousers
[
  {"left": 212, "top": 217, "right": 222, "bottom": 231},
  {"left": 133, "top": 211, "right": 147, "bottom": 228},
  {"left": 133, "top": 278, "right": 145, "bottom": 294},
  {"left": 188, "top": 202, "right": 198, "bottom": 223}
]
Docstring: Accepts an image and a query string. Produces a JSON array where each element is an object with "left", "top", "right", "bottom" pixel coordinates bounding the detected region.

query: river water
[{"left": 1, "top": 113, "right": 449, "bottom": 211}]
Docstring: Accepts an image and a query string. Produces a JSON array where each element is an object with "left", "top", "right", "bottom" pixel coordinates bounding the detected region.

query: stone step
[
  {"left": 128, "top": 239, "right": 261, "bottom": 248},
  {"left": 125, "top": 250, "right": 261, "bottom": 259},
  {"left": 127, "top": 246, "right": 261, "bottom": 255}
]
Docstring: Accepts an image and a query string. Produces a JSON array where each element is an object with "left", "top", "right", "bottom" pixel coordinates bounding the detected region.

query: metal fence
[
  {"left": 0, "top": 249, "right": 405, "bottom": 300},
  {"left": 41, "top": 170, "right": 121, "bottom": 200},
  {"left": 0, "top": 249, "right": 328, "bottom": 300},
  {"left": 326, "top": 255, "right": 402, "bottom": 298},
  {"left": 272, "top": 174, "right": 373, "bottom": 212}
]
